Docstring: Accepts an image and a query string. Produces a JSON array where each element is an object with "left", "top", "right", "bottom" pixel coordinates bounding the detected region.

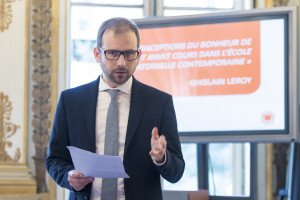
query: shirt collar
[{"left": 99, "top": 74, "right": 132, "bottom": 94}]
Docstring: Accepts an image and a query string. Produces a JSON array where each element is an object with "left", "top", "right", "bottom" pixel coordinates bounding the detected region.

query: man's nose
[{"left": 117, "top": 54, "right": 126, "bottom": 65}]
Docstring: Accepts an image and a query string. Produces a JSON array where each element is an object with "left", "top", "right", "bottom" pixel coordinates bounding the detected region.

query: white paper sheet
[{"left": 67, "top": 146, "right": 129, "bottom": 178}]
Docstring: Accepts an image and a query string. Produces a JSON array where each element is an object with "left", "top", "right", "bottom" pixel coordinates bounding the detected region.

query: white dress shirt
[
  {"left": 90, "top": 75, "right": 132, "bottom": 200},
  {"left": 90, "top": 75, "right": 166, "bottom": 199}
]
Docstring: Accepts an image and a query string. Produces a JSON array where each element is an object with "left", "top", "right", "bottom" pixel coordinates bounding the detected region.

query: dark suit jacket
[{"left": 46, "top": 76, "right": 185, "bottom": 200}]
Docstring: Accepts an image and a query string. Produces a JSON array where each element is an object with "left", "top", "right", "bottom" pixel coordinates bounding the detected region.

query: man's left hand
[{"left": 149, "top": 127, "right": 167, "bottom": 163}]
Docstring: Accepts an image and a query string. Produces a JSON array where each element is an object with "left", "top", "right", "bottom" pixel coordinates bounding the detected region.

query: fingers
[
  {"left": 151, "top": 127, "right": 159, "bottom": 148},
  {"left": 151, "top": 127, "right": 159, "bottom": 141},
  {"left": 157, "top": 135, "right": 167, "bottom": 150},
  {"left": 150, "top": 135, "right": 167, "bottom": 153},
  {"left": 150, "top": 131, "right": 167, "bottom": 163},
  {"left": 68, "top": 170, "right": 94, "bottom": 191},
  {"left": 68, "top": 170, "right": 84, "bottom": 178}
]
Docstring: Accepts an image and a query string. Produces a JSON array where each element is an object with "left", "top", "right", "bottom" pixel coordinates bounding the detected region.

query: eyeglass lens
[{"left": 105, "top": 50, "right": 138, "bottom": 61}]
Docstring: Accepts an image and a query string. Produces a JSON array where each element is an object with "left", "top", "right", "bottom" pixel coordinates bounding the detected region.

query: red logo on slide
[{"left": 262, "top": 112, "right": 274, "bottom": 124}]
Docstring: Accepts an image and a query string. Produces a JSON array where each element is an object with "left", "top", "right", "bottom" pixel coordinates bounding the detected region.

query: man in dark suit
[{"left": 46, "top": 17, "right": 185, "bottom": 200}]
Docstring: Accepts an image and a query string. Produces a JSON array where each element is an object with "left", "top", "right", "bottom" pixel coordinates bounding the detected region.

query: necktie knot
[{"left": 107, "top": 89, "right": 118, "bottom": 102}]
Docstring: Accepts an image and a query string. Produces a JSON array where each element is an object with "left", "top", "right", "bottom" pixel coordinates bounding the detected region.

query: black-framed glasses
[{"left": 98, "top": 47, "right": 139, "bottom": 61}]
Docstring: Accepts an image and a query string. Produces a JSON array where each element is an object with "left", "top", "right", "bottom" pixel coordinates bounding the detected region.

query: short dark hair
[{"left": 97, "top": 17, "right": 140, "bottom": 49}]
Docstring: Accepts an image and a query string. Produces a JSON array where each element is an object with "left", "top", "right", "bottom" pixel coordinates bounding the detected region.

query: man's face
[{"left": 93, "top": 29, "right": 141, "bottom": 88}]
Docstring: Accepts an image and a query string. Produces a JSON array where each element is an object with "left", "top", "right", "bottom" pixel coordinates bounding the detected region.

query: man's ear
[
  {"left": 93, "top": 46, "right": 100, "bottom": 63},
  {"left": 137, "top": 48, "right": 142, "bottom": 60}
]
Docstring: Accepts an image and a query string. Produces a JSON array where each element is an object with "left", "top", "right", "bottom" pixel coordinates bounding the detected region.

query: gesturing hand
[
  {"left": 149, "top": 127, "right": 167, "bottom": 164},
  {"left": 68, "top": 170, "right": 95, "bottom": 191}
]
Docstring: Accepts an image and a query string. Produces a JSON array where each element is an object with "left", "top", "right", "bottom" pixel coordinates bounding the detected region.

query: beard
[
  {"left": 110, "top": 68, "right": 130, "bottom": 85},
  {"left": 102, "top": 66, "right": 132, "bottom": 86},
  {"left": 99, "top": 56, "right": 137, "bottom": 87}
]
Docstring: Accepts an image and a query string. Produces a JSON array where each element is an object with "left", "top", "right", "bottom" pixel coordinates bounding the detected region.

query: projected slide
[{"left": 134, "top": 19, "right": 285, "bottom": 133}]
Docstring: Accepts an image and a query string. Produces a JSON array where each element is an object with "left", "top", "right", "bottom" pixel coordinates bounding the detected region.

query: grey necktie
[{"left": 101, "top": 89, "right": 119, "bottom": 200}]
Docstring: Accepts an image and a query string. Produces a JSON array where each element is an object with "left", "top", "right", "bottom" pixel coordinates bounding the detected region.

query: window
[
  {"left": 162, "top": 143, "right": 254, "bottom": 199},
  {"left": 163, "top": 143, "right": 198, "bottom": 191},
  {"left": 161, "top": 0, "right": 252, "bottom": 16},
  {"left": 208, "top": 143, "right": 251, "bottom": 196},
  {"left": 69, "top": 1, "right": 143, "bottom": 88},
  {"left": 163, "top": 0, "right": 234, "bottom": 16}
]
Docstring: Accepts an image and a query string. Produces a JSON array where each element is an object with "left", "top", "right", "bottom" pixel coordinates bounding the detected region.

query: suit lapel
[
  {"left": 124, "top": 77, "right": 147, "bottom": 154},
  {"left": 82, "top": 76, "right": 100, "bottom": 152}
]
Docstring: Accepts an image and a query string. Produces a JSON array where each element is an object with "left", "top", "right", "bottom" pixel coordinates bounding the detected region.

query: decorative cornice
[
  {"left": 0, "top": 92, "right": 21, "bottom": 164},
  {"left": 31, "top": 0, "right": 52, "bottom": 193},
  {"left": 0, "top": 0, "right": 17, "bottom": 32}
]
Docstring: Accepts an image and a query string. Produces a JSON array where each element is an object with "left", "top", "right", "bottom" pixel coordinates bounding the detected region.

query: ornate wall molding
[
  {"left": 0, "top": 0, "right": 18, "bottom": 32},
  {"left": 0, "top": 92, "right": 21, "bottom": 163},
  {"left": 273, "top": 0, "right": 290, "bottom": 6},
  {"left": 31, "top": 0, "right": 52, "bottom": 193}
]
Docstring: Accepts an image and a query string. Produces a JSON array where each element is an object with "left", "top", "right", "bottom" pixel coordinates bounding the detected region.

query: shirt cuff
[{"left": 152, "top": 152, "right": 167, "bottom": 166}]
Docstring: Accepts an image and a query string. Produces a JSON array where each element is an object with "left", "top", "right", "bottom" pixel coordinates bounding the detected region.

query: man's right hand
[{"left": 68, "top": 170, "right": 95, "bottom": 191}]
